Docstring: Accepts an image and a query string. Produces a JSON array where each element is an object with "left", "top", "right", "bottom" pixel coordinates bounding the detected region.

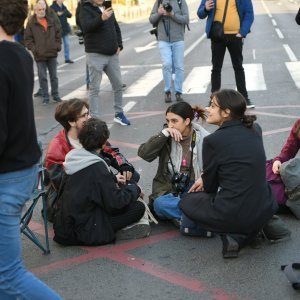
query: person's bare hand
[
  {"left": 138, "top": 185, "right": 145, "bottom": 199},
  {"left": 205, "top": 0, "right": 214, "bottom": 11},
  {"left": 165, "top": 128, "right": 182, "bottom": 142},
  {"left": 101, "top": 7, "right": 113, "bottom": 21},
  {"left": 188, "top": 177, "right": 203, "bottom": 193},
  {"left": 116, "top": 173, "right": 126, "bottom": 184},
  {"left": 158, "top": 5, "right": 164, "bottom": 15},
  {"left": 272, "top": 160, "right": 281, "bottom": 174},
  {"left": 122, "top": 170, "right": 133, "bottom": 181}
]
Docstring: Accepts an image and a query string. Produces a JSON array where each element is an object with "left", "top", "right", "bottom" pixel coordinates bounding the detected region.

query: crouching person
[{"left": 53, "top": 118, "right": 149, "bottom": 246}]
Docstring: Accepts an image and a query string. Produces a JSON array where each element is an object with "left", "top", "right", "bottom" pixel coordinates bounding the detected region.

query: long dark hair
[
  {"left": 212, "top": 89, "right": 256, "bottom": 128},
  {"left": 166, "top": 101, "right": 206, "bottom": 125}
]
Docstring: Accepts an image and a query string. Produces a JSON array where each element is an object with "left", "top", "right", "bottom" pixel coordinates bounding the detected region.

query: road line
[
  {"left": 123, "top": 101, "right": 136, "bottom": 112},
  {"left": 252, "top": 49, "right": 256, "bottom": 60},
  {"left": 183, "top": 66, "right": 211, "bottom": 94},
  {"left": 184, "top": 33, "right": 206, "bottom": 57},
  {"left": 261, "top": 0, "right": 272, "bottom": 18},
  {"left": 244, "top": 64, "right": 267, "bottom": 91},
  {"left": 272, "top": 19, "right": 277, "bottom": 26},
  {"left": 285, "top": 61, "right": 300, "bottom": 88},
  {"left": 283, "top": 44, "right": 297, "bottom": 61},
  {"left": 124, "top": 69, "right": 162, "bottom": 97},
  {"left": 275, "top": 28, "right": 284, "bottom": 39}
]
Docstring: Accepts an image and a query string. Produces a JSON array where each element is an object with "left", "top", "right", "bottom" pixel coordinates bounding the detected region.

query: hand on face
[{"left": 165, "top": 128, "right": 183, "bottom": 142}]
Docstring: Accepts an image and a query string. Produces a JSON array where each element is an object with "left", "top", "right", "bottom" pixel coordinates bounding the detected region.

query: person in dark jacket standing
[
  {"left": 24, "top": 1, "right": 62, "bottom": 104},
  {"left": 0, "top": 0, "right": 61, "bottom": 298},
  {"left": 79, "top": 0, "right": 130, "bottom": 125},
  {"left": 198, "top": 0, "right": 255, "bottom": 109},
  {"left": 53, "top": 118, "right": 148, "bottom": 246},
  {"left": 180, "top": 89, "right": 278, "bottom": 258},
  {"left": 51, "top": 0, "right": 74, "bottom": 63}
]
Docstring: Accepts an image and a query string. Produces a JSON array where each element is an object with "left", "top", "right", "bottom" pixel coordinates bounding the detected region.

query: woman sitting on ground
[
  {"left": 138, "top": 101, "right": 209, "bottom": 227},
  {"left": 180, "top": 89, "right": 278, "bottom": 258},
  {"left": 53, "top": 118, "right": 148, "bottom": 246}
]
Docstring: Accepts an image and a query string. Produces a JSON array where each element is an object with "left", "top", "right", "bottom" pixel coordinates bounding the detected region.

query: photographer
[
  {"left": 138, "top": 102, "right": 208, "bottom": 227},
  {"left": 149, "top": 0, "right": 189, "bottom": 103}
]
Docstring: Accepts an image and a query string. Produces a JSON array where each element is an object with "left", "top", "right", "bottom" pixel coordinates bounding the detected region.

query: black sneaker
[
  {"left": 34, "top": 90, "right": 42, "bottom": 97},
  {"left": 65, "top": 60, "right": 74, "bottom": 63},
  {"left": 42, "top": 99, "right": 49, "bottom": 105},
  {"left": 246, "top": 100, "right": 255, "bottom": 109},
  {"left": 53, "top": 97, "right": 62, "bottom": 102},
  {"left": 165, "top": 91, "right": 171, "bottom": 103},
  {"left": 116, "top": 224, "right": 151, "bottom": 240},
  {"left": 175, "top": 92, "right": 183, "bottom": 102}
]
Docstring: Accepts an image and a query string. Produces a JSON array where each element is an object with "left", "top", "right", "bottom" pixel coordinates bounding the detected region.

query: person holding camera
[
  {"left": 179, "top": 90, "right": 278, "bottom": 258},
  {"left": 149, "top": 0, "right": 189, "bottom": 103},
  {"left": 138, "top": 102, "right": 208, "bottom": 226},
  {"left": 53, "top": 118, "right": 149, "bottom": 246}
]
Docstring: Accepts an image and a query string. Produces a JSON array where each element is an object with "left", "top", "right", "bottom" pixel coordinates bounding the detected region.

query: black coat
[
  {"left": 53, "top": 162, "right": 140, "bottom": 246},
  {"left": 180, "top": 120, "right": 278, "bottom": 235},
  {"left": 50, "top": 2, "right": 72, "bottom": 36},
  {"left": 79, "top": 1, "right": 123, "bottom": 55}
]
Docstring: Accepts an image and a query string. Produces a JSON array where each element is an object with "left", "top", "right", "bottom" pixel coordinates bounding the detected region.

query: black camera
[
  {"left": 75, "top": 29, "right": 84, "bottom": 45},
  {"left": 163, "top": 3, "right": 172, "bottom": 12},
  {"left": 172, "top": 172, "right": 189, "bottom": 193},
  {"left": 150, "top": 27, "right": 158, "bottom": 35}
]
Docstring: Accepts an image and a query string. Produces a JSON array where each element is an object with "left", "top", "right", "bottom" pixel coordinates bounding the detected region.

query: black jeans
[
  {"left": 109, "top": 201, "right": 145, "bottom": 232},
  {"left": 211, "top": 35, "right": 248, "bottom": 100}
]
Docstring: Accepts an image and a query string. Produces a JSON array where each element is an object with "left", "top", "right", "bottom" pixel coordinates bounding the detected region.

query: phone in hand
[{"left": 104, "top": 0, "right": 112, "bottom": 9}]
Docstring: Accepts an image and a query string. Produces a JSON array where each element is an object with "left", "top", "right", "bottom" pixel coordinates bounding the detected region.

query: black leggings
[{"left": 108, "top": 201, "right": 145, "bottom": 232}]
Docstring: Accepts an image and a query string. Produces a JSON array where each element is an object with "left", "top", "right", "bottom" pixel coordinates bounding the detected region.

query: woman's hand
[
  {"left": 116, "top": 173, "right": 126, "bottom": 184},
  {"left": 165, "top": 128, "right": 182, "bottom": 142},
  {"left": 272, "top": 160, "right": 281, "bottom": 174},
  {"left": 137, "top": 185, "right": 145, "bottom": 199},
  {"left": 188, "top": 177, "right": 203, "bottom": 193}
]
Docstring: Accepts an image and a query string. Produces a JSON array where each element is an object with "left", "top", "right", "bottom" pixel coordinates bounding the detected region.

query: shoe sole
[
  {"left": 116, "top": 224, "right": 151, "bottom": 240},
  {"left": 247, "top": 105, "right": 255, "bottom": 109},
  {"left": 113, "top": 117, "right": 130, "bottom": 126}
]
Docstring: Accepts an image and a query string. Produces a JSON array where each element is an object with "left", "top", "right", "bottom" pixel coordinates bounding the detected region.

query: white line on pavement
[
  {"left": 283, "top": 44, "right": 297, "bottom": 62},
  {"left": 272, "top": 19, "right": 277, "bottom": 26},
  {"left": 275, "top": 28, "right": 284, "bottom": 39},
  {"left": 184, "top": 33, "right": 206, "bottom": 57}
]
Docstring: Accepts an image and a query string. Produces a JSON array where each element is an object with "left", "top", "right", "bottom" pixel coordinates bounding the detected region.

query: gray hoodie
[{"left": 63, "top": 148, "right": 110, "bottom": 175}]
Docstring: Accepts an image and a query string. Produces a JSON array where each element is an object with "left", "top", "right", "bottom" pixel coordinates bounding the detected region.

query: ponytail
[{"left": 241, "top": 115, "right": 256, "bottom": 128}]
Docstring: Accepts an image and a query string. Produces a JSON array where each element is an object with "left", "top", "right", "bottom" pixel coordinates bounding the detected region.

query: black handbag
[{"left": 209, "top": 0, "right": 229, "bottom": 41}]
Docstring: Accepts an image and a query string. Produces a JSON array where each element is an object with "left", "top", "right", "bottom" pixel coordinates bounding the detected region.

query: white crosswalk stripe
[
  {"left": 285, "top": 62, "right": 300, "bottom": 89},
  {"left": 62, "top": 62, "right": 300, "bottom": 100},
  {"left": 123, "top": 69, "right": 162, "bottom": 98}
]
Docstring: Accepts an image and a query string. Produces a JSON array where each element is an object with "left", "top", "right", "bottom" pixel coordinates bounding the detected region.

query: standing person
[
  {"left": 51, "top": 0, "right": 74, "bottom": 63},
  {"left": 198, "top": 0, "right": 255, "bottom": 108},
  {"left": 24, "top": 1, "right": 62, "bottom": 104},
  {"left": 138, "top": 102, "right": 208, "bottom": 225},
  {"left": 79, "top": 0, "right": 130, "bottom": 125},
  {"left": 0, "top": 0, "right": 61, "bottom": 298},
  {"left": 180, "top": 89, "right": 277, "bottom": 258},
  {"left": 53, "top": 118, "right": 149, "bottom": 246},
  {"left": 149, "top": 0, "right": 189, "bottom": 103}
]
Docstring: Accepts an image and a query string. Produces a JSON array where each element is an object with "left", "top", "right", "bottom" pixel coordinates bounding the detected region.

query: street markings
[
  {"left": 183, "top": 66, "right": 211, "bottom": 94},
  {"left": 123, "top": 69, "right": 162, "bottom": 97},
  {"left": 285, "top": 62, "right": 300, "bottom": 88},
  {"left": 244, "top": 63, "right": 267, "bottom": 91}
]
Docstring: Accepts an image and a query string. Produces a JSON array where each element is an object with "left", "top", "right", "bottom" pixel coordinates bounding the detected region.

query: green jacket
[{"left": 138, "top": 123, "right": 209, "bottom": 204}]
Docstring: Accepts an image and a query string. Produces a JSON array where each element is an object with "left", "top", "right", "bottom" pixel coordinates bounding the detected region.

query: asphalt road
[{"left": 24, "top": 0, "right": 300, "bottom": 299}]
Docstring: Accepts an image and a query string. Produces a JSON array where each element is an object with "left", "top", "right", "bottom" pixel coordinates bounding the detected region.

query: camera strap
[{"left": 167, "top": 129, "right": 196, "bottom": 179}]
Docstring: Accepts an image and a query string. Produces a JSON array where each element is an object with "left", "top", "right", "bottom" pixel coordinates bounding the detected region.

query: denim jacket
[{"left": 197, "top": 0, "right": 254, "bottom": 38}]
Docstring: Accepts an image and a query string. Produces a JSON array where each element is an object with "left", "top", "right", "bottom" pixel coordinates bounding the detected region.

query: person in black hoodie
[
  {"left": 79, "top": 0, "right": 130, "bottom": 125},
  {"left": 53, "top": 118, "right": 149, "bottom": 246}
]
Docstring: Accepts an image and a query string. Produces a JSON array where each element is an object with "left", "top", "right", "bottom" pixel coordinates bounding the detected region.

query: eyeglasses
[{"left": 78, "top": 111, "right": 90, "bottom": 119}]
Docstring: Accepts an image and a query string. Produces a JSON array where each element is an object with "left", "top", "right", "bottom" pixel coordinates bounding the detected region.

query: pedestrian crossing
[{"left": 63, "top": 61, "right": 300, "bottom": 100}]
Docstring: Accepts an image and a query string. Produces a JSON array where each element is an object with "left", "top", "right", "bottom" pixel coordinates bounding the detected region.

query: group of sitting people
[{"left": 46, "top": 89, "right": 296, "bottom": 258}]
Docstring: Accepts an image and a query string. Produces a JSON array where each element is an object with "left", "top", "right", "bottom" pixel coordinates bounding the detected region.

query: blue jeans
[
  {"left": 62, "top": 34, "right": 70, "bottom": 61},
  {"left": 0, "top": 165, "right": 61, "bottom": 299},
  {"left": 154, "top": 193, "right": 182, "bottom": 220},
  {"left": 159, "top": 40, "right": 184, "bottom": 94}
]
